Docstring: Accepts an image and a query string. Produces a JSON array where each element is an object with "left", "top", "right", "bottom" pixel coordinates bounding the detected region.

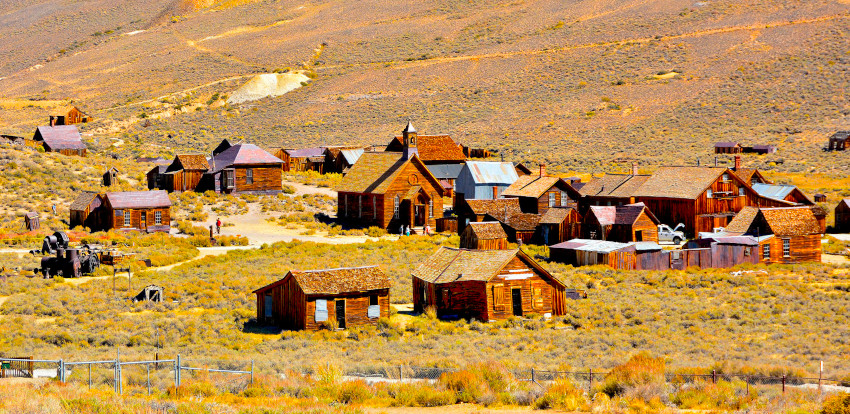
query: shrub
[
  {"left": 439, "top": 370, "right": 485, "bottom": 403},
  {"left": 822, "top": 393, "right": 850, "bottom": 414},
  {"left": 534, "top": 379, "right": 589, "bottom": 410},
  {"left": 598, "top": 352, "right": 665, "bottom": 398},
  {"left": 335, "top": 380, "right": 371, "bottom": 404},
  {"left": 672, "top": 380, "right": 756, "bottom": 410},
  {"left": 389, "top": 383, "right": 456, "bottom": 407}
]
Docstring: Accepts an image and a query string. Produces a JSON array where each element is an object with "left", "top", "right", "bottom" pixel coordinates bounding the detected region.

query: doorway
[
  {"left": 635, "top": 230, "right": 643, "bottom": 241},
  {"left": 512, "top": 289, "right": 523, "bottom": 316},
  {"left": 336, "top": 300, "right": 346, "bottom": 329},
  {"left": 140, "top": 212, "right": 147, "bottom": 231}
]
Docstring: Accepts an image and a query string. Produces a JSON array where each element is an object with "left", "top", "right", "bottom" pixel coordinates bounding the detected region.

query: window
[
  {"left": 343, "top": 194, "right": 348, "bottom": 217},
  {"left": 155, "top": 211, "right": 162, "bottom": 225},
  {"left": 738, "top": 187, "right": 745, "bottom": 196},
  {"left": 493, "top": 284, "right": 505, "bottom": 310},
  {"left": 124, "top": 210, "right": 131, "bottom": 227},
  {"left": 264, "top": 294, "right": 273, "bottom": 318},
  {"left": 783, "top": 239, "right": 790, "bottom": 257},
  {"left": 751, "top": 177, "right": 758, "bottom": 186},
  {"left": 706, "top": 189, "right": 713, "bottom": 198},
  {"left": 373, "top": 196, "right": 377, "bottom": 219},
  {"left": 358, "top": 195, "right": 362, "bottom": 218},
  {"left": 370, "top": 295, "right": 378, "bottom": 306},
  {"left": 367, "top": 294, "right": 380, "bottom": 318},
  {"left": 246, "top": 168, "right": 253, "bottom": 185},
  {"left": 744, "top": 247, "right": 751, "bottom": 257},
  {"left": 722, "top": 173, "right": 730, "bottom": 182},
  {"left": 763, "top": 244, "right": 770, "bottom": 260},
  {"left": 429, "top": 198, "right": 434, "bottom": 218},
  {"left": 315, "top": 299, "right": 328, "bottom": 322},
  {"left": 561, "top": 191, "right": 569, "bottom": 207},
  {"left": 224, "top": 170, "right": 235, "bottom": 189},
  {"left": 548, "top": 192, "right": 556, "bottom": 207},
  {"left": 532, "top": 287, "right": 543, "bottom": 309},
  {"left": 393, "top": 195, "right": 400, "bottom": 219}
]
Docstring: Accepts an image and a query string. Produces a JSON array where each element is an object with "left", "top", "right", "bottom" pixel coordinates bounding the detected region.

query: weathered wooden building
[
  {"left": 69, "top": 192, "right": 101, "bottom": 230},
  {"left": 538, "top": 207, "right": 581, "bottom": 246},
  {"left": 384, "top": 123, "right": 466, "bottom": 165},
  {"left": 161, "top": 154, "right": 209, "bottom": 192},
  {"left": 454, "top": 198, "right": 522, "bottom": 232},
  {"left": 275, "top": 147, "right": 326, "bottom": 172},
  {"left": 460, "top": 222, "right": 509, "bottom": 250},
  {"left": 336, "top": 127, "right": 444, "bottom": 232},
  {"left": 579, "top": 172, "right": 650, "bottom": 208},
  {"left": 201, "top": 143, "right": 283, "bottom": 194},
  {"left": 513, "top": 163, "right": 532, "bottom": 176},
  {"left": 253, "top": 266, "right": 390, "bottom": 331},
  {"left": 412, "top": 247, "right": 567, "bottom": 320},
  {"left": 103, "top": 167, "right": 119, "bottom": 186},
  {"left": 100, "top": 191, "right": 172, "bottom": 233},
  {"left": 49, "top": 106, "right": 90, "bottom": 125},
  {"left": 1, "top": 134, "right": 25, "bottom": 146},
  {"left": 500, "top": 165, "right": 581, "bottom": 215},
  {"left": 32, "top": 125, "right": 86, "bottom": 156},
  {"left": 723, "top": 206, "right": 822, "bottom": 264},
  {"left": 426, "top": 163, "right": 465, "bottom": 201},
  {"left": 324, "top": 147, "right": 364, "bottom": 174},
  {"left": 744, "top": 144, "right": 777, "bottom": 155},
  {"left": 836, "top": 198, "right": 850, "bottom": 233},
  {"left": 24, "top": 212, "right": 40, "bottom": 231},
  {"left": 583, "top": 203, "right": 659, "bottom": 243},
  {"left": 147, "top": 165, "right": 167, "bottom": 190},
  {"left": 714, "top": 142, "right": 743, "bottom": 154},
  {"left": 455, "top": 161, "right": 518, "bottom": 201},
  {"left": 827, "top": 131, "right": 850, "bottom": 151},
  {"left": 493, "top": 213, "right": 540, "bottom": 244}
]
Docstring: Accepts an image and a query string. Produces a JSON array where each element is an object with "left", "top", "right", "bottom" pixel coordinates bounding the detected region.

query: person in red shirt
[{"left": 216, "top": 218, "right": 221, "bottom": 235}]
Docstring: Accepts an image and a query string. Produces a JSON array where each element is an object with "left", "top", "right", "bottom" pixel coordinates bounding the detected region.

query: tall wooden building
[
  {"left": 583, "top": 203, "right": 659, "bottom": 243},
  {"left": 336, "top": 125, "right": 445, "bottom": 232},
  {"left": 162, "top": 154, "right": 209, "bottom": 192},
  {"left": 501, "top": 165, "right": 581, "bottom": 215},
  {"left": 32, "top": 125, "right": 86, "bottom": 156},
  {"left": 412, "top": 247, "right": 567, "bottom": 320},
  {"left": 724, "top": 206, "right": 822, "bottom": 264},
  {"left": 253, "top": 266, "right": 390, "bottom": 331}
]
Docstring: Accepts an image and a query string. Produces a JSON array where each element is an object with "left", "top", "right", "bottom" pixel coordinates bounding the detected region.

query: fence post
[
  {"left": 176, "top": 354, "right": 181, "bottom": 388},
  {"left": 712, "top": 370, "right": 716, "bottom": 384},
  {"left": 782, "top": 375, "right": 786, "bottom": 394},
  {"left": 58, "top": 359, "right": 64, "bottom": 383},
  {"left": 531, "top": 368, "right": 535, "bottom": 383},
  {"left": 147, "top": 364, "right": 151, "bottom": 395},
  {"left": 250, "top": 360, "right": 254, "bottom": 385},
  {"left": 745, "top": 376, "right": 749, "bottom": 396},
  {"left": 88, "top": 363, "right": 92, "bottom": 390},
  {"left": 589, "top": 369, "right": 593, "bottom": 395},
  {"left": 399, "top": 365, "right": 403, "bottom": 381}
]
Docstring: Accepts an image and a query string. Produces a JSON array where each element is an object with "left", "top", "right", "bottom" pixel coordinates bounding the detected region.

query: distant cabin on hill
[
  {"left": 32, "top": 125, "right": 86, "bottom": 156},
  {"left": 253, "top": 266, "right": 390, "bottom": 331},
  {"left": 49, "top": 106, "right": 91, "bottom": 126}
]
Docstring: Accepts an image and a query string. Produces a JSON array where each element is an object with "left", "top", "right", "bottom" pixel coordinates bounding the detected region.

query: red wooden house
[
  {"left": 412, "top": 247, "right": 567, "bottom": 320},
  {"left": 583, "top": 203, "right": 659, "bottom": 243},
  {"left": 32, "top": 125, "right": 86, "bottom": 156},
  {"left": 254, "top": 266, "right": 390, "bottom": 331},
  {"left": 337, "top": 125, "right": 445, "bottom": 232},
  {"left": 724, "top": 206, "right": 822, "bottom": 264}
]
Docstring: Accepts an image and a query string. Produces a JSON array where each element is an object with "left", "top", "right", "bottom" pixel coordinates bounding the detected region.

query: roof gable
[
  {"left": 539, "top": 207, "right": 576, "bottom": 224},
  {"left": 412, "top": 247, "right": 563, "bottom": 286},
  {"left": 759, "top": 207, "right": 822, "bottom": 236},
  {"left": 337, "top": 153, "right": 442, "bottom": 195},
  {"left": 70, "top": 192, "right": 99, "bottom": 211},
  {"left": 463, "top": 221, "right": 508, "bottom": 240},
  {"left": 462, "top": 161, "right": 518, "bottom": 185},
  {"left": 580, "top": 174, "right": 650, "bottom": 198},
  {"left": 105, "top": 191, "right": 172, "bottom": 209},
  {"left": 211, "top": 144, "right": 282, "bottom": 171},
  {"left": 588, "top": 203, "right": 658, "bottom": 226},
  {"left": 34, "top": 125, "right": 85, "bottom": 150},
  {"left": 387, "top": 135, "right": 466, "bottom": 162},
  {"left": 463, "top": 198, "right": 522, "bottom": 221},
  {"left": 502, "top": 175, "right": 580, "bottom": 199},
  {"left": 632, "top": 166, "right": 729, "bottom": 199},
  {"left": 170, "top": 154, "right": 209, "bottom": 171}
]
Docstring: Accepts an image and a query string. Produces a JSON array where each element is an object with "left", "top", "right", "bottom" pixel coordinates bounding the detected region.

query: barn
[
  {"left": 723, "top": 206, "right": 822, "bottom": 264},
  {"left": 582, "top": 203, "right": 659, "bottom": 243},
  {"left": 32, "top": 125, "right": 86, "bottom": 156},
  {"left": 254, "top": 266, "right": 390, "bottom": 331},
  {"left": 412, "top": 247, "right": 567, "bottom": 320},
  {"left": 460, "top": 222, "right": 509, "bottom": 250}
]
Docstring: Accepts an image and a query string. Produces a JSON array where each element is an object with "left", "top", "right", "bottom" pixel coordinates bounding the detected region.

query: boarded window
[
  {"left": 246, "top": 168, "right": 253, "bottom": 185},
  {"left": 124, "top": 211, "right": 132, "bottom": 227},
  {"left": 224, "top": 170, "right": 235, "bottom": 189},
  {"left": 548, "top": 192, "right": 556, "bottom": 207},
  {"left": 343, "top": 194, "right": 348, "bottom": 217},
  {"left": 722, "top": 173, "right": 730, "bottom": 181},
  {"left": 492, "top": 283, "right": 505, "bottom": 311},
  {"left": 763, "top": 244, "right": 770, "bottom": 260},
  {"left": 315, "top": 299, "right": 328, "bottom": 322},
  {"left": 155, "top": 211, "right": 162, "bottom": 225},
  {"left": 783, "top": 239, "right": 790, "bottom": 257},
  {"left": 373, "top": 196, "right": 377, "bottom": 219},
  {"left": 358, "top": 195, "right": 363, "bottom": 218},
  {"left": 744, "top": 247, "right": 751, "bottom": 256},
  {"left": 532, "top": 287, "right": 544, "bottom": 309}
]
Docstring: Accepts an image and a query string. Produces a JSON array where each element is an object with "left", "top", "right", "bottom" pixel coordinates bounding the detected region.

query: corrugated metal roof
[
  {"left": 286, "top": 147, "right": 326, "bottom": 158},
  {"left": 426, "top": 163, "right": 464, "bottom": 180},
  {"left": 340, "top": 148, "right": 364, "bottom": 164},
  {"left": 35, "top": 125, "right": 86, "bottom": 150},
  {"left": 464, "top": 161, "right": 518, "bottom": 185},
  {"left": 751, "top": 183, "right": 796, "bottom": 200},
  {"left": 634, "top": 242, "right": 663, "bottom": 251},
  {"left": 551, "top": 238, "right": 632, "bottom": 253}
]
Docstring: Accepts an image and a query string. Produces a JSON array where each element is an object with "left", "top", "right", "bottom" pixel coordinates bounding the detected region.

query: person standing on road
[
  {"left": 405, "top": 225, "right": 411, "bottom": 236},
  {"left": 216, "top": 218, "right": 221, "bottom": 235},
  {"left": 399, "top": 224, "right": 405, "bottom": 235}
]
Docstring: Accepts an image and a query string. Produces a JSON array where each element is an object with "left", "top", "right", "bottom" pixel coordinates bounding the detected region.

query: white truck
[{"left": 657, "top": 223, "right": 685, "bottom": 245}]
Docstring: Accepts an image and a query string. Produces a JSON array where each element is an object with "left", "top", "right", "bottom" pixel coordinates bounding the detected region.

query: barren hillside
[{"left": 1, "top": 0, "right": 848, "bottom": 175}]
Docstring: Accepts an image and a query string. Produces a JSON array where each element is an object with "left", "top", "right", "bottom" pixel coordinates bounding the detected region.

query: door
[
  {"left": 264, "top": 294, "right": 273, "bottom": 319},
  {"left": 140, "top": 211, "right": 147, "bottom": 231},
  {"left": 635, "top": 230, "right": 643, "bottom": 241},
  {"left": 512, "top": 288, "right": 523, "bottom": 316},
  {"left": 336, "top": 300, "right": 346, "bottom": 329}
]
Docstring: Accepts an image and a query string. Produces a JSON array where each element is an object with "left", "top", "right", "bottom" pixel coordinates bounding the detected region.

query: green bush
[{"left": 822, "top": 393, "right": 850, "bottom": 414}]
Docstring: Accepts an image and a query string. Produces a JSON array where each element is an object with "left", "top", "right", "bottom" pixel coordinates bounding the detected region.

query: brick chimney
[
  {"left": 539, "top": 164, "right": 546, "bottom": 177},
  {"left": 632, "top": 162, "right": 638, "bottom": 175},
  {"left": 734, "top": 155, "right": 742, "bottom": 170}
]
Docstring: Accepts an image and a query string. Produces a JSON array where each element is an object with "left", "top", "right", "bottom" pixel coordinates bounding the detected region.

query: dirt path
[
  {"left": 822, "top": 254, "right": 850, "bottom": 265},
  {"left": 152, "top": 245, "right": 256, "bottom": 272},
  {"left": 362, "top": 405, "right": 532, "bottom": 414},
  {"left": 282, "top": 180, "right": 337, "bottom": 197}
]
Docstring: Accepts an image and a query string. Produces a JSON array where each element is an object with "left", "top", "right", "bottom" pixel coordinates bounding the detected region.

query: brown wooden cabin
[
  {"left": 103, "top": 167, "right": 119, "bottom": 186},
  {"left": 100, "top": 191, "right": 172, "bottom": 233},
  {"left": 275, "top": 147, "right": 326, "bottom": 172},
  {"left": 491, "top": 213, "right": 540, "bottom": 244},
  {"left": 200, "top": 143, "right": 283, "bottom": 194},
  {"left": 836, "top": 199, "right": 850, "bottom": 233},
  {"left": 460, "top": 222, "right": 509, "bottom": 250},
  {"left": 745, "top": 144, "right": 777, "bottom": 155},
  {"left": 814, "top": 193, "right": 827, "bottom": 203},
  {"left": 714, "top": 142, "right": 742, "bottom": 154},
  {"left": 454, "top": 197, "right": 522, "bottom": 233},
  {"left": 32, "top": 125, "right": 86, "bottom": 156},
  {"left": 724, "top": 206, "right": 822, "bottom": 264},
  {"left": 412, "top": 247, "right": 567, "bottom": 321},
  {"left": 501, "top": 166, "right": 581, "bottom": 215},
  {"left": 69, "top": 192, "right": 101, "bottom": 230},
  {"left": 583, "top": 203, "right": 659, "bottom": 243},
  {"left": 147, "top": 165, "right": 167, "bottom": 190},
  {"left": 162, "top": 154, "right": 209, "bottom": 192},
  {"left": 827, "top": 131, "right": 850, "bottom": 151},
  {"left": 24, "top": 212, "right": 40, "bottom": 231},
  {"left": 253, "top": 266, "right": 390, "bottom": 331},
  {"left": 49, "top": 106, "right": 90, "bottom": 125},
  {"left": 324, "top": 147, "right": 365, "bottom": 174},
  {"left": 336, "top": 128, "right": 445, "bottom": 232},
  {"left": 461, "top": 145, "right": 491, "bottom": 159},
  {"left": 384, "top": 122, "right": 466, "bottom": 165},
  {"left": 539, "top": 207, "right": 581, "bottom": 245}
]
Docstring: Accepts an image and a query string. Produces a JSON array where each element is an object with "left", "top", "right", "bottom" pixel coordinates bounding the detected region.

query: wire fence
[{"left": 2, "top": 356, "right": 846, "bottom": 398}]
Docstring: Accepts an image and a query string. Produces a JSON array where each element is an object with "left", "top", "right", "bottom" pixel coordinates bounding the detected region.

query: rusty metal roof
[
  {"left": 34, "top": 125, "right": 86, "bottom": 150},
  {"left": 463, "top": 161, "right": 518, "bottom": 185},
  {"left": 387, "top": 135, "right": 466, "bottom": 162},
  {"left": 105, "top": 190, "right": 171, "bottom": 209}
]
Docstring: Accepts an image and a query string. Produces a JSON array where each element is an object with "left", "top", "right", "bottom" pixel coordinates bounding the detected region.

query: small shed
[
  {"left": 495, "top": 213, "right": 541, "bottom": 244},
  {"left": 460, "top": 222, "right": 509, "bottom": 250},
  {"left": 549, "top": 239, "right": 635, "bottom": 267},
  {"left": 134, "top": 285, "right": 163, "bottom": 302},
  {"left": 254, "top": 266, "right": 390, "bottom": 331},
  {"left": 749, "top": 144, "right": 777, "bottom": 155},
  {"left": 412, "top": 247, "right": 567, "bottom": 320},
  {"left": 714, "top": 142, "right": 742, "bottom": 154},
  {"left": 103, "top": 167, "right": 119, "bottom": 186},
  {"left": 539, "top": 207, "right": 581, "bottom": 246},
  {"left": 24, "top": 212, "right": 40, "bottom": 231},
  {"left": 69, "top": 192, "right": 101, "bottom": 230},
  {"left": 814, "top": 193, "right": 827, "bottom": 203},
  {"left": 147, "top": 165, "right": 167, "bottom": 190},
  {"left": 835, "top": 198, "right": 850, "bottom": 233},
  {"left": 827, "top": 131, "right": 850, "bottom": 151},
  {"left": 49, "top": 106, "right": 91, "bottom": 125},
  {"left": 583, "top": 203, "right": 659, "bottom": 243}
]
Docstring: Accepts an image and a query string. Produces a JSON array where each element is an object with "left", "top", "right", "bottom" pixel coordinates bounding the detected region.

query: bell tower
[{"left": 402, "top": 120, "right": 418, "bottom": 160}]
